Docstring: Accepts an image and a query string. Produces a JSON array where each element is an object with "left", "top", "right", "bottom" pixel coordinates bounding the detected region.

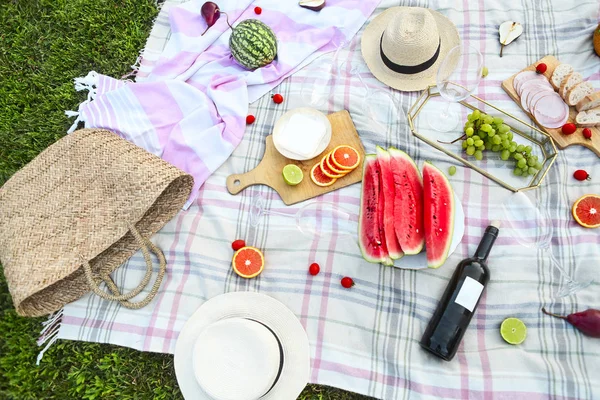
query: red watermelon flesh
[
  {"left": 358, "top": 154, "right": 391, "bottom": 264},
  {"left": 388, "top": 148, "right": 424, "bottom": 255},
  {"left": 376, "top": 146, "right": 403, "bottom": 260},
  {"left": 422, "top": 162, "right": 455, "bottom": 268}
]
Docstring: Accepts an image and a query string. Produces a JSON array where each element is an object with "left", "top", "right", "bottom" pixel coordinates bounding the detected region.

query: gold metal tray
[{"left": 407, "top": 86, "right": 557, "bottom": 191}]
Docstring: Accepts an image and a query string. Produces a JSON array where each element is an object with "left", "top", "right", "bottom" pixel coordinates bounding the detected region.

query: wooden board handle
[{"left": 226, "top": 169, "right": 265, "bottom": 195}]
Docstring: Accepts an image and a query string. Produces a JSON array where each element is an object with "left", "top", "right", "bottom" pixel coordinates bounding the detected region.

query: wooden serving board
[
  {"left": 226, "top": 110, "right": 365, "bottom": 205},
  {"left": 501, "top": 55, "right": 600, "bottom": 157}
]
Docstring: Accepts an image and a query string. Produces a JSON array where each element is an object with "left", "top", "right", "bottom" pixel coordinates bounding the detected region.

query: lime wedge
[
  {"left": 282, "top": 164, "right": 303, "bottom": 186},
  {"left": 500, "top": 317, "right": 527, "bottom": 345}
]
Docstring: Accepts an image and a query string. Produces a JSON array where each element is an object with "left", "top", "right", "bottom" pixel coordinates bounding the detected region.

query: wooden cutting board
[
  {"left": 501, "top": 55, "right": 600, "bottom": 157},
  {"left": 226, "top": 110, "right": 365, "bottom": 205}
]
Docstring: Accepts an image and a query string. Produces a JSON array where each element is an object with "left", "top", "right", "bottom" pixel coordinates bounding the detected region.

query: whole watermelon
[{"left": 229, "top": 19, "right": 277, "bottom": 70}]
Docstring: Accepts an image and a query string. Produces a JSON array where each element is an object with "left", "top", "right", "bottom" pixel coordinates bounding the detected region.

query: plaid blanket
[{"left": 50, "top": 0, "right": 600, "bottom": 399}]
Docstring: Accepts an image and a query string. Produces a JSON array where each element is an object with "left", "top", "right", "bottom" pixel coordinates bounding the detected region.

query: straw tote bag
[{"left": 0, "top": 129, "right": 194, "bottom": 317}]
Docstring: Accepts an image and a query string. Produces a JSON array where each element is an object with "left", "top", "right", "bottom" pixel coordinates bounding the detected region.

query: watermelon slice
[
  {"left": 388, "top": 148, "right": 424, "bottom": 255},
  {"left": 375, "top": 146, "right": 403, "bottom": 260},
  {"left": 422, "top": 162, "right": 455, "bottom": 268},
  {"left": 358, "top": 154, "right": 392, "bottom": 265}
]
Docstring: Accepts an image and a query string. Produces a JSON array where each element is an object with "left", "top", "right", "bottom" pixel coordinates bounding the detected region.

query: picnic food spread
[{"left": 1, "top": 1, "right": 599, "bottom": 399}]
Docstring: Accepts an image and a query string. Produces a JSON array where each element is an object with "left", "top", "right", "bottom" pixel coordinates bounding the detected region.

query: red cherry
[
  {"left": 573, "top": 170, "right": 591, "bottom": 181},
  {"left": 272, "top": 93, "right": 284, "bottom": 104},
  {"left": 536, "top": 63, "right": 547, "bottom": 74},
  {"left": 232, "top": 239, "right": 246, "bottom": 251},
  {"left": 561, "top": 123, "right": 576, "bottom": 135},
  {"left": 309, "top": 263, "right": 320, "bottom": 276},
  {"left": 254, "top": 6, "right": 262, "bottom": 14},
  {"left": 341, "top": 277, "right": 354, "bottom": 288},
  {"left": 582, "top": 128, "right": 592, "bottom": 139},
  {"left": 246, "top": 115, "right": 255, "bottom": 124}
]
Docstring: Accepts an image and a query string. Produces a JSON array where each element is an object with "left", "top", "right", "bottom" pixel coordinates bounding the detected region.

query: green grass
[{"left": 0, "top": 1, "right": 372, "bottom": 398}]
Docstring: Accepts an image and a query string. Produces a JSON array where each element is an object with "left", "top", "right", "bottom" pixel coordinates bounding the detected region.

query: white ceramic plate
[{"left": 272, "top": 107, "right": 332, "bottom": 160}]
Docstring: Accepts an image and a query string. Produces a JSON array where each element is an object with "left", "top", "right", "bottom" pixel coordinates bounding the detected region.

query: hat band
[
  {"left": 247, "top": 319, "right": 284, "bottom": 398},
  {"left": 379, "top": 34, "right": 441, "bottom": 75}
]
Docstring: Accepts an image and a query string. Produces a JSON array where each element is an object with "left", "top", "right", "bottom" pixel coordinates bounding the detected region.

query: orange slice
[
  {"left": 310, "top": 163, "right": 336, "bottom": 187},
  {"left": 325, "top": 152, "right": 348, "bottom": 175},
  {"left": 572, "top": 194, "right": 600, "bottom": 228},
  {"left": 320, "top": 154, "right": 346, "bottom": 178},
  {"left": 331, "top": 145, "right": 360, "bottom": 170},
  {"left": 232, "top": 246, "right": 265, "bottom": 278}
]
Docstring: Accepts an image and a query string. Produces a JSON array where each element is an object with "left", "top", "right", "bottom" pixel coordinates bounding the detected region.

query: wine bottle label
[{"left": 454, "top": 277, "right": 484, "bottom": 312}]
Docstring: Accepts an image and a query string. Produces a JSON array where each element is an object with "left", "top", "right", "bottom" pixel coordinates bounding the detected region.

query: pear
[{"left": 499, "top": 21, "right": 523, "bottom": 57}]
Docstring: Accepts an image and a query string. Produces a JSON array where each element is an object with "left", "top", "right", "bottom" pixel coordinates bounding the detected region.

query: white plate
[{"left": 272, "top": 107, "right": 332, "bottom": 160}]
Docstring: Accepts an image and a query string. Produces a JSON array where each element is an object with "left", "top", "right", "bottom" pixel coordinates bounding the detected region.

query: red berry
[
  {"left": 246, "top": 115, "right": 255, "bottom": 125},
  {"left": 309, "top": 263, "right": 320, "bottom": 276},
  {"left": 561, "top": 123, "right": 576, "bottom": 135},
  {"left": 341, "top": 277, "right": 354, "bottom": 288},
  {"left": 536, "top": 63, "right": 547, "bottom": 74},
  {"left": 573, "top": 169, "right": 591, "bottom": 181},
  {"left": 582, "top": 127, "right": 592, "bottom": 139},
  {"left": 232, "top": 239, "right": 246, "bottom": 251},
  {"left": 272, "top": 93, "right": 284, "bottom": 104},
  {"left": 254, "top": 6, "right": 262, "bottom": 14}
]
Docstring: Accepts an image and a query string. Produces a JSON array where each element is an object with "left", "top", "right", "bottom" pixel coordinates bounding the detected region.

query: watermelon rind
[
  {"left": 229, "top": 19, "right": 277, "bottom": 70},
  {"left": 422, "top": 161, "right": 455, "bottom": 269},
  {"left": 375, "top": 146, "right": 404, "bottom": 260},
  {"left": 388, "top": 147, "right": 425, "bottom": 255},
  {"left": 358, "top": 154, "right": 391, "bottom": 264}
]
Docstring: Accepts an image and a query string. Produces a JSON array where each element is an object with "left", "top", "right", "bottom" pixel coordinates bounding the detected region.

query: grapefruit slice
[
  {"left": 572, "top": 194, "right": 600, "bottom": 228},
  {"left": 232, "top": 246, "right": 265, "bottom": 278},
  {"left": 331, "top": 145, "right": 360, "bottom": 170},
  {"left": 310, "top": 163, "right": 336, "bottom": 186},
  {"left": 319, "top": 154, "right": 346, "bottom": 178},
  {"left": 326, "top": 153, "right": 348, "bottom": 175}
]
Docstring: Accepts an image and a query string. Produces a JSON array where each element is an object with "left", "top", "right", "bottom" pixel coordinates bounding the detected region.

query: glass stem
[
  {"left": 441, "top": 100, "right": 452, "bottom": 119},
  {"left": 546, "top": 247, "right": 574, "bottom": 283}
]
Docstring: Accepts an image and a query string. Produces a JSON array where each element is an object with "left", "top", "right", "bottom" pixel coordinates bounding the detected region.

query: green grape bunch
[{"left": 462, "top": 110, "right": 543, "bottom": 177}]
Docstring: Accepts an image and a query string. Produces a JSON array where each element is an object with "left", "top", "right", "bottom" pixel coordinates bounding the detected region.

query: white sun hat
[
  {"left": 174, "top": 292, "right": 311, "bottom": 400},
  {"left": 361, "top": 6, "right": 461, "bottom": 92}
]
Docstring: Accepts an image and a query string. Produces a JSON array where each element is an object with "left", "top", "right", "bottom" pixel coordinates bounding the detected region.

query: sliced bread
[
  {"left": 575, "top": 107, "right": 600, "bottom": 127},
  {"left": 551, "top": 63, "right": 573, "bottom": 90},
  {"left": 576, "top": 91, "right": 600, "bottom": 112},
  {"left": 559, "top": 72, "right": 583, "bottom": 99},
  {"left": 566, "top": 81, "right": 594, "bottom": 106}
]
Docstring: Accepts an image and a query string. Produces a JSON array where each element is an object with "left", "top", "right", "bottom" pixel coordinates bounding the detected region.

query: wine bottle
[{"left": 419, "top": 222, "right": 500, "bottom": 361}]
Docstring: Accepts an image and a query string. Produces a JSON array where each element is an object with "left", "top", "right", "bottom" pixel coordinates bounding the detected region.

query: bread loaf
[
  {"left": 575, "top": 108, "right": 600, "bottom": 127},
  {"left": 566, "top": 81, "right": 594, "bottom": 106},
  {"left": 559, "top": 72, "right": 583, "bottom": 99},
  {"left": 551, "top": 63, "right": 573, "bottom": 90}
]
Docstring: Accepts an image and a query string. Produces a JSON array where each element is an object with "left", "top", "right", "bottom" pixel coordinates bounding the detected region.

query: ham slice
[
  {"left": 516, "top": 74, "right": 549, "bottom": 97},
  {"left": 513, "top": 71, "right": 539, "bottom": 93},
  {"left": 532, "top": 93, "right": 569, "bottom": 128},
  {"left": 526, "top": 91, "right": 554, "bottom": 113},
  {"left": 521, "top": 84, "right": 554, "bottom": 111}
]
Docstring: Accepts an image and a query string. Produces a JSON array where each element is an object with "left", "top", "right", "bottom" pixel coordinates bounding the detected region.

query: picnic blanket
[
  {"left": 48, "top": 0, "right": 600, "bottom": 399},
  {"left": 65, "top": 0, "right": 378, "bottom": 208}
]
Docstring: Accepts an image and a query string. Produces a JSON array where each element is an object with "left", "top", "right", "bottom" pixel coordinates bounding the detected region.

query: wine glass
[
  {"left": 299, "top": 38, "right": 349, "bottom": 110},
  {"left": 500, "top": 192, "right": 592, "bottom": 297},
  {"left": 429, "top": 45, "right": 483, "bottom": 132},
  {"left": 249, "top": 194, "right": 356, "bottom": 238}
]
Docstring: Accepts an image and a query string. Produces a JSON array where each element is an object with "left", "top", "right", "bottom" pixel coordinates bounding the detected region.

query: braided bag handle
[{"left": 80, "top": 223, "right": 166, "bottom": 309}]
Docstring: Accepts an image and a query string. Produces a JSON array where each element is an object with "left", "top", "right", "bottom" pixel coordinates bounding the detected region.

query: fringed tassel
[
  {"left": 65, "top": 71, "right": 99, "bottom": 133},
  {"left": 121, "top": 52, "right": 144, "bottom": 80},
  {"left": 36, "top": 310, "right": 63, "bottom": 365}
]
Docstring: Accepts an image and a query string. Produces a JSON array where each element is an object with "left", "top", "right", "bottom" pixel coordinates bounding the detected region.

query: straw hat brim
[
  {"left": 174, "top": 292, "right": 311, "bottom": 400},
  {"left": 361, "top": 7, "right": 461, "bottom": 92}
]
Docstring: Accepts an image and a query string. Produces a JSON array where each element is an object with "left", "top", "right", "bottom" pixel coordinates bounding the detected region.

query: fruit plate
[
  {"left": 407, "top": 86, "right": 558, "bottom": 192},
  {"left": 392, "top": 192, "right": 464, "bottom": 270}
]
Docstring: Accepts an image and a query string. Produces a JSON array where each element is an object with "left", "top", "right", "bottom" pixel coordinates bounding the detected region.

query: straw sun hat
[
  {"left": 174, "top": 292, "right": 311, "bottom": 400},
  {"left": 361, "top": 6, "right": 461, "bottom": 92}
]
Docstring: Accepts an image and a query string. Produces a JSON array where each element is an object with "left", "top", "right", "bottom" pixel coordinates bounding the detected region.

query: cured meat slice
[{"left": 533, "top": 94, "right": 569, "bottom": 128}]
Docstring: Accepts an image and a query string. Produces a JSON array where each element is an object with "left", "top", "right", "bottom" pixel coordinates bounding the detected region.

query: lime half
[
  {"left": 282, "top": 164, "right": 303, "bottom": 186},
  {"left": 500, "top": 317, "right": 527, "bottom": 345}
]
